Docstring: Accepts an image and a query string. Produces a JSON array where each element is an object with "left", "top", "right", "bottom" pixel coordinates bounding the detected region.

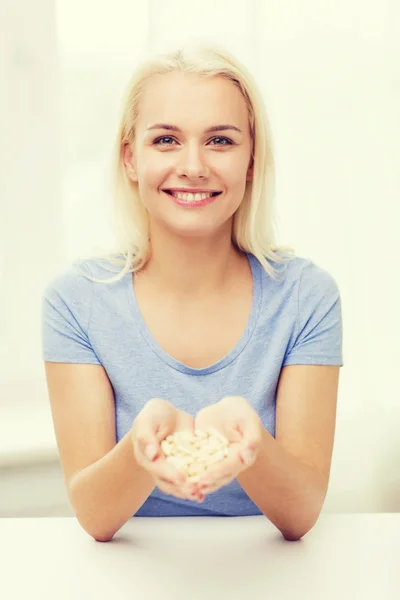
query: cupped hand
[
  {"left": 131, "top": 398, "right": 204, "bottom": 502},
  {"left": 194, "top": 396, "right": 263, "bottom": 495}
]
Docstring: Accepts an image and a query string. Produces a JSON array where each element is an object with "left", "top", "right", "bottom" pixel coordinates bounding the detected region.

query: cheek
[
  {"left": 223, "top": 167, "right": 249, "bottom": 199},
  {"left": 220, "top": 153, "right": 250, "bottom": 184},
  {"left": 141, "top": 161, "right": 173, "bottom": 192}
]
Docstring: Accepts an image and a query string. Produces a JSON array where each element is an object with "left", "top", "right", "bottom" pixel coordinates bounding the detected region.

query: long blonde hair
[{"left": 83, "top": 42, "right": 296, "bottom": 283}]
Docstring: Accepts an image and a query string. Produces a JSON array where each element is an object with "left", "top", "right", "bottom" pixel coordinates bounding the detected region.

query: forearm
[
  {"left": 237, "top": 426, "right": 328, "bottom": 540},
  {"left": 69, "top": 429, "right": 155, "bottom": 541}
]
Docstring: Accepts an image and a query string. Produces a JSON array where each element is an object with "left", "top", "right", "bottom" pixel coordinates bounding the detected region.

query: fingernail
[{"left": 145, "top": 444, "right": 158, "bottom": 461}]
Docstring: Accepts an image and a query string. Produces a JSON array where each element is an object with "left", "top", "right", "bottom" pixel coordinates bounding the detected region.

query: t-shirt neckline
[{"left": 125, "top": 252, "right": 263, "bottom": 376}]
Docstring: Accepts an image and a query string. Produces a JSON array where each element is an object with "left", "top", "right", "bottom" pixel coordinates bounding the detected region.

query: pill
[{"left": 160, "top": 428, "right": 230, "bottom": 482}]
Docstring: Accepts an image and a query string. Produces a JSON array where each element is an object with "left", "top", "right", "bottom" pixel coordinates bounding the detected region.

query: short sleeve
[
  {"left": 41, "top": 262, "right": 101, "bottom": 364},
  {"left": 282, "top": 261, "right": 343, "bottom": 367}
]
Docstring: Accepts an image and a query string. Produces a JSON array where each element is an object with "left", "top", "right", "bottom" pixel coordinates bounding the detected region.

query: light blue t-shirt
[{"left": 41, "top": 252, "right": 343, "bottom": 517}]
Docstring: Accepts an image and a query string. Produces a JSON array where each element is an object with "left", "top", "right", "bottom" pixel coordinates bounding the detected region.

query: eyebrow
[{"left": 146, "top": 123, "right": 243, "bottom": 134}]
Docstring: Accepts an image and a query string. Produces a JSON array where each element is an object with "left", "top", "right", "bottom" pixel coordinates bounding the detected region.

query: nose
[{"left": 176, "top": 144, "right": 210, "bottom": 180}]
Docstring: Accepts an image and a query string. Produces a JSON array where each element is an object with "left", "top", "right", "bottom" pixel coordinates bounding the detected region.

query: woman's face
[{"left": 124, "top": 71, "right": 253, "bottom": 239}]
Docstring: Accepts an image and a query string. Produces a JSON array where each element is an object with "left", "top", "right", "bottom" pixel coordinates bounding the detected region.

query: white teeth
[{"left": 169, "top": 191, "right": 216, "bottom": 202}]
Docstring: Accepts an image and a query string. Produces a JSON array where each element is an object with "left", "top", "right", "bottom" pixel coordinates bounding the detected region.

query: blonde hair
[{"left": 83, "top": 42, "right": 296, "bottom": 283}]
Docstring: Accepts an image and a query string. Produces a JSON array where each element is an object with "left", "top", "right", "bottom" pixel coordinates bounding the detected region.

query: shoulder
[
  {"left": 43, "top": 259, "right": 95, "bottom": 303},
  {"left": 296, "top": 258, "right": 341, "bottom": 302},
  {"left": 41, "top": 260, "right": 96, "bottom": 336},
  {"left": 259, "top": 252, "right": 340, "bottom": 295},
  {"left": 42, "top": 254, "right": 132, "bottom": 329},
  {"left": 276, "top": 255, "right": 343, "bottom": 366},
  {"left": 43, "top": 254, "right": 129, "bottom": 298}
]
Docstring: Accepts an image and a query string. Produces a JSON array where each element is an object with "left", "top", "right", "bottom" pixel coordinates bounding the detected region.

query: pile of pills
[{"left": 161, "top": 428, "right": 230, "bottom": 483}]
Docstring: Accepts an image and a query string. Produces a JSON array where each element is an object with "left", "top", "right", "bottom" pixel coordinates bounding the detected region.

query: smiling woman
[
  {"left": 121, "top": 70, "right": 256, "bottom": 237},
  {"left": 86, "top": 43, "right": 295, "bottom": 279},
  {"left": 41, "top": 43, "right": 343, "bottom": 541}
]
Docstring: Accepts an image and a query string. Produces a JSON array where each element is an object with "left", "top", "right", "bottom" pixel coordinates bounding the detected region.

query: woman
[{"left": 42, "top": 43, "right": 343, "bottom": 542}]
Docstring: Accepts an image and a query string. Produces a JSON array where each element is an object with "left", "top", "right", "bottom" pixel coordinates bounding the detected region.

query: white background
[{"left": 0, "top": 0, "right": 399, "bottom": 513}]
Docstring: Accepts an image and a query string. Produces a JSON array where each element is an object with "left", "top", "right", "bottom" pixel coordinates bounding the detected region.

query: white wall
[
  {"left": 0, "top": 0, "right": 62, "bottom": 385},
  {"left": 255, "top": 0, "right": 400, "bottom": 512},
  {"left": 1, "top": 0, "right": 399, "bottom": 514}
]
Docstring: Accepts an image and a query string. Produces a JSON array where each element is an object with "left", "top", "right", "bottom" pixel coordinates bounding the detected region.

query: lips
[
  {"left": 162, "top": 189, "right": 221, "bottom": 207},
  {"left": 163, "top": 190, "right": 222, "bottom": 197}
]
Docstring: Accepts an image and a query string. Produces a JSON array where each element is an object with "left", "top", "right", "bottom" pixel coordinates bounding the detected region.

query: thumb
[
  {"left": 239, "top": 446, "right": 257, "bottom": 467},
  {"left": 144, "top": 442, "right": 159, "bottom": 461},
  {"left": 137, "top": 418, "right": 175, "bottom": 463},
  {"left": 238, "top": 423, "right": 262, "bottom": 467},
  {"left": 134, "top": 400, "right": 178, "bottom": 462},
  {"left": 133, "top": 424, "right": 162, "bottom": 463}
]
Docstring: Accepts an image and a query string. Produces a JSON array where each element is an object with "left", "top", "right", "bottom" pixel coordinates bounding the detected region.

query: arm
[
  {"left": 237, "top": 364, "right": 339, "bottom": 540},
  {"left": 45, "top": 362, "right": 155, "bottom": 542}
]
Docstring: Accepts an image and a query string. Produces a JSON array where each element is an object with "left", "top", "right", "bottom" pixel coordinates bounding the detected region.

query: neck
[{"left": 138, "top": 222, "right": 245, "bottom": 297}]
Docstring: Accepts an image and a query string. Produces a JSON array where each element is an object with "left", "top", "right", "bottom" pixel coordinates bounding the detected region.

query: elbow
[
  {"left": 73, "top": 509, "right": 116, "bottom": 542},
  {"left": 280, "top": 513, "right": 320, "bottom": 541},
  {"left": 79, "top": 519, "right": 116, "bottom": 542},
  {"left": 280, "top": 520, "right": 315, "bottom": 541},
  {"left": 281, "top": 481, "right": 327, "bottom": 541},
  {"left": 91, "top": 532, "right": 115, "bottom": 543},
  {"left": 69, "top": 482, "right": 116, "bottom": 542},
  {"left": 278, "top": 505, "right": 322, "bottom": 541},
  {"left": 77, "top": 516, "right": 116, "bottom": 542},
  {"left": 281, "top": 527, "right": 309, "bottom": 542}
]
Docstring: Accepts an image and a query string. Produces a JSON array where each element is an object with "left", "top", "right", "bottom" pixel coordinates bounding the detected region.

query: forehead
[{"left": 137, "top": 71, "right": 249, "bottom": 131}]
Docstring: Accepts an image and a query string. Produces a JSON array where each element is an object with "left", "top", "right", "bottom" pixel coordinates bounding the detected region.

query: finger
[
  {"left": 134, "top": 409, "right": 179, "bottom": 464},
  {"left": 196, "top": 416, "right": 243, "bottom": 445},
  {"left": 141, "top": 398, "right": 178, "bottom": 437},
  {"left": 133, "top": 431, "right": 161, "bottom": 465},
  {"left": 183, "top": 488, "right": 205, "bottom": 502},
  {"left": 196, "top": 472, "right": 233, "bottom": 494},
  {"left": 134, "top": 436, "right": 187, "bottom": 485},
  {"left": 239, "top": 419, "right": 262, "bottom": 455},
  {"left": 184, "top": 483, "right": 205, "bottom": 502},
  {"left": 135, "top": 431, "right": 176, "bottom": 467},
  {"left": 166, "top": 476, "right": 205, "bottom": 502},
  {"left": 182, "top": 481, "right": 205, "bottom": 501},
  {"left": 176, "top": 413, "right": 196, "bottom": 433},
  {"left": 151, "top": 460, "right": 187, "bottom": 486},
  {"left": 194, "top": 454, "right": 242, "bottom": 492},
  {"left": 156, "top": 479, "right": 188, "bottom": 499},
  {"left": 199, "top": 475, "right": 235, "bottom": 496},
  {"left": 158, "top": 475, "right": 180, "bottom": 486},
  {"left": 199, "top": 474, "right": 235, "bottom": 495},
  {"left": 237, "top": 434, "right": 261, "bottom": 468},
  {"left": 238, "top": 447, "right": 258, "bottom": 468},
  {"left": 156, "top": 478, "right": 204, "bottom": 502},
  {"left": 203, "top": 453, "right": 240, "bottom": 483}
]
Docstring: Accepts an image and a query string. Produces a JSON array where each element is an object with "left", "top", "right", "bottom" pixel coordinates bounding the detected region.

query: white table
[{"left": 1, "top": 514, "right": 399, "bottom": 599}]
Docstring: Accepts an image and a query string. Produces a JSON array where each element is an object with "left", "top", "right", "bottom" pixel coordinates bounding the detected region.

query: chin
[{"left": 166, "top": 217, "right": 232, "bottom": 241}]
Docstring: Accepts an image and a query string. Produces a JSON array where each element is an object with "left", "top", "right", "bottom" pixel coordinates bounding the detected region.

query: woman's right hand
[{"left": 131, "top": 398, "right": 204, "bottom": 502}]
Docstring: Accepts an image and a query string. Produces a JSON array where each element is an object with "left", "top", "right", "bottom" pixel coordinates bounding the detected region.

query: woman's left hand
[{"left": 194, "top": 396, "right": 263, "bottom": 495}]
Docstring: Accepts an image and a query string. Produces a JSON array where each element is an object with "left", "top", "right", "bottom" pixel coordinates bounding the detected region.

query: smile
[
  {"left": 162, "top": 189, "right": 222, "bottom": 208},
  {"left": 163, "top": 190, "right": 222, "bottom": 202}
]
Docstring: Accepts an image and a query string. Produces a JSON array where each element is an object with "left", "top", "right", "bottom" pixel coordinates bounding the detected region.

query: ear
[{"left": 123, "top": 142, "right": 138, "bottom": 182}]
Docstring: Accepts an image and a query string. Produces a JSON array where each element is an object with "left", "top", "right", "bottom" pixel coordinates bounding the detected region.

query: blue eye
[
  {"left": 152, "top": 136, "right": 234, "bottom": 146},
  {"left": 153, "top": 136, "right": 175, "bottom": 145},
  {"left": 210, "top": 137, "right": 233, "bottom": 146}
]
